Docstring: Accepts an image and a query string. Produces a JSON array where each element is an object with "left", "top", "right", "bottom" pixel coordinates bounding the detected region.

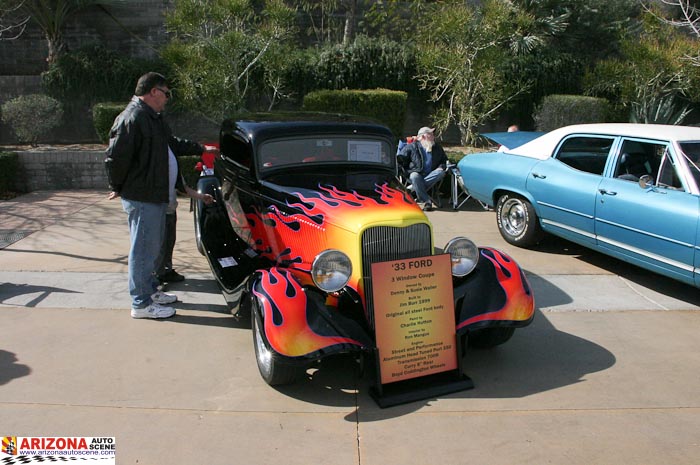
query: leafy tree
[
  {"left": 0, "top": 0, "right": 29, "bottom": 40},
  {"left": 644, "top": 0, "right": 700, "bottom": 66},
  {"left": 163, "top": 0, "right": 296, "bottom": 119},
  {"left": 414, "top": 0, "right": 535, "bottom": 145},
  {"left": 584, "top": 10, "right": 700, "bottom": 124}
]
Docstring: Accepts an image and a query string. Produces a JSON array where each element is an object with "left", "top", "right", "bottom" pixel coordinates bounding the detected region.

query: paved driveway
[{"left": 1, "top": 191, "right": 699, "bottom": 464}]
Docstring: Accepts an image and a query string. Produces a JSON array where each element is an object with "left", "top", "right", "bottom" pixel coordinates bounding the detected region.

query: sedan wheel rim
[{"left": 501, "top": 199, "right": 526, "bottom": 237}]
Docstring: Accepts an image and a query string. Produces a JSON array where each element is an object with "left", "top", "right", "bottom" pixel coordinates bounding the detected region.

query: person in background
[
  {"left": 498, "top": 124, "right": 520, "bottom": 152},
  {"left": 155, "top": 170, "right": 215, "bottom": 284},
  {"left": 105, "top": 72, "right": 217, "bottom": 319},
  {"left": 398, "top": 126, "right": 448, "bottom": 211}
]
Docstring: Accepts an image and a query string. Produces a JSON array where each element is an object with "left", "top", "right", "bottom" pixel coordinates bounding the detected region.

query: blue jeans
[
  {"left": 410, "top": 167, "right": 446, "bottom": 203},
  {"left": 122, "top": 199, "right": 166, "bottom": 309}
]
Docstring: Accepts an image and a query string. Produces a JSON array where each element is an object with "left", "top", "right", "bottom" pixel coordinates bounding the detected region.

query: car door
[
  {"left": 595, "top": 138, "right": 698, "bottom": 284},
  {"left": 526, "top": 135, "right": 615, "bottom": 246}
]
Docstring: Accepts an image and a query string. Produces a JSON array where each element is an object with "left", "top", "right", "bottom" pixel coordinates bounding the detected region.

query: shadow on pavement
[
  {"left": 0, "top": 282, "right": 80, "bottom": 307},
  {"left": 248, "top": 309, "right": 615, "bottom": 419},
  {"left": 0, "top": 350, "right": 31, "bottom": 386}
]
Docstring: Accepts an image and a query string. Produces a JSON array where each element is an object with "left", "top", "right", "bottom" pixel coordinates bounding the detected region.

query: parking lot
[{"left": 2, "top": 190, "right": 700, "bottom": 464}]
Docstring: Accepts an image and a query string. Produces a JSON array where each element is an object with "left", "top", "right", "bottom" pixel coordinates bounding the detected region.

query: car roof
[
  {"left": 509, "top": 123, "right": 700, "bottom": 160},
  {"left": 223, "top": 112, "right": 394, "bottom": 145}
]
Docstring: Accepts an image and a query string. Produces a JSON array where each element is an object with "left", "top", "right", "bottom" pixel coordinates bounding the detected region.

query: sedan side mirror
[{"left": 638, "top": 174, "right": 653, "bottom": 189}]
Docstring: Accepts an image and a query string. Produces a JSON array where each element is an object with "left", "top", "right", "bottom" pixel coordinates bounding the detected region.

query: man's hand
[{"left": 107, "top": 191, "right": 120, "bottom": 200}]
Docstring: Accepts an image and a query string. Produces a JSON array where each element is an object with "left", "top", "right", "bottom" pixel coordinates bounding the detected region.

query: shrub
[
  {"left": 534, "top": 94, "right": 611, "bottom": 132},
  {"left": 303, "top": 89, "right": 407, "bottom": 137},
  {"left": 42, "top": 43, "right": 165, "bottom": 105},
  {"left": 92, "top": 102, "right": 127, "bottom": 144},
  {"left": 0, "top": 152, "right": 18, "bottom": 194},
  {"left": 178, "top": 155, "right": 202, "bottom": 191},
  {"left": 1, "top": 94, "right": 64, "bottom": 146}
]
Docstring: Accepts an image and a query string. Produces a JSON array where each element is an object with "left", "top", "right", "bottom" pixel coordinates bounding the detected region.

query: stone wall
[{"left": 16, "top": 151, "right": 108, "bottom": 192}]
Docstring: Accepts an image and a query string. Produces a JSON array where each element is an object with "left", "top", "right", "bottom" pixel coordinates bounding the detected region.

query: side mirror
[{"left": 639, "top": 174, "right": 653, "bottom": 189}]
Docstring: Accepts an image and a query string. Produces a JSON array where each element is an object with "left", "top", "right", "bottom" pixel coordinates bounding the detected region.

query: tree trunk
[{"left": 342, "top": 0, "right": 356, "bottom": 45}]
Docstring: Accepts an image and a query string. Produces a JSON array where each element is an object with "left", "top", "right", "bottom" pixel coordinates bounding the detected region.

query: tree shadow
[
  {"left": 0, "top": 350, "right": 31, "bottom": 385},
  {"left": 0, "top": 283, "right": 80, "bottom": 307}
]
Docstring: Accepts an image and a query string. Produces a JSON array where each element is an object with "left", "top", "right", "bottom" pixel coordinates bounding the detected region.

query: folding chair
[{"left": 448, "top": 164, "right": 488, "bottom": 210}]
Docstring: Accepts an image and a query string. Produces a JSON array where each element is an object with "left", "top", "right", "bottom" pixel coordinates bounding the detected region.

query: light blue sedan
[{"left": 457, "top": 123, "right": 700, "bottom": 287}]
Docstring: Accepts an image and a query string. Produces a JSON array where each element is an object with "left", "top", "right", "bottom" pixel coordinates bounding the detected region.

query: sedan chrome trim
[
  {"left": 541, "top": 219, "right": 596, "bottom": 240},
  {"left": 537, "top": 201, "right": 594, "bottom": 219},
  {"left": 596, "top": 235, "right": 695, "bottom": 273},
  {"left": 595, "top": 217, "right": 694, "bottom": 249}
]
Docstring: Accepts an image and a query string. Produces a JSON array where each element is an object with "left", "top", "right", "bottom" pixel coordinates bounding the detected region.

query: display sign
[{"left": 372, "top": 254, "right": 457, "bottom": 385}]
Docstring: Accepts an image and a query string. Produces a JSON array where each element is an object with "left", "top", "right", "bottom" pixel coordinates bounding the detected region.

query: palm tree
[{"left": 20, "top": 0, "right": 110, "bottom": 65}]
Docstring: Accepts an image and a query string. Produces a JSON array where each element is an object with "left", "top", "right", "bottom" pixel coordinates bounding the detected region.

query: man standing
[
  {"left": 398, "top": 126, "right": 448, "bottom": 211},
  {"left": 105, "top": 72, "right": 210, "bottom": 319}
]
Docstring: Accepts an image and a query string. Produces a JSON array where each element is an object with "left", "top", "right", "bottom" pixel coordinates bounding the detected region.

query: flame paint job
[
  {"left": 251, "top": 267, "right": 366, "bottom": 357},
  {"left": 456, "top": 247, "right": 535, "bottom": 331}
]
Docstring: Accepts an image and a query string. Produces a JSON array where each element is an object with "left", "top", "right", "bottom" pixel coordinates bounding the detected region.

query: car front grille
[{"left": 361, "top": 223, "right": 433, "bottom": 329}]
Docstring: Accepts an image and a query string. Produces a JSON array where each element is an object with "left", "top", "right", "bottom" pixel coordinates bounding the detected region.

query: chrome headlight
[
  {"left": 311, "top": 249, "right": 352, "bottom": 292},
  {"left": 444, "top": 237, "right": 479, "bottom": 277}
]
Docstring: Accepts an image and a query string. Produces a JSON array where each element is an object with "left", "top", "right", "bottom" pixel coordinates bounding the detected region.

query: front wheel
[
  {"left": 496, "top": 194, "right": 543, "bottom": 247},
  {"left": 252, "top": 300, "right": 301, "bottom": 386}
]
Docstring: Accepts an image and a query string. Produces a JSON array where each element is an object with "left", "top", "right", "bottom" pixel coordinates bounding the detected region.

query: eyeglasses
[{"left": 154, "top": 88, "right": 172, "bottom": 99}]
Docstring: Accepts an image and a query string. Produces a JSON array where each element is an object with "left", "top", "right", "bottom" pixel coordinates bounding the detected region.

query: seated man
[{"left": 398, "top": 126, "right": 447, "bottom": 211}]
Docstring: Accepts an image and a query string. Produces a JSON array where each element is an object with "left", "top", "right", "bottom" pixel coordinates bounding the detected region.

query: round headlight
[
  {"left": 444, "top": 237, "right": 479, "bottom": 277},
  {"left": 311, "top": 249, "right": 352, "bottom": 292}
]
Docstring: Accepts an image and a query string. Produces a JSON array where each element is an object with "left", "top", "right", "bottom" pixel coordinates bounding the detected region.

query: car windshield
[
  {"left": 258, "top": 136, "right": 393, "bottom": 171},
  {"left": 679, "top": 142, "right": 700, "bottom": 187}
]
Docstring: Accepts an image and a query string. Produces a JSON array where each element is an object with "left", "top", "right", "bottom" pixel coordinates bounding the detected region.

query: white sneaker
[
  {"left": 151, "top": 290, "right": 177, "bottom": 305},
  {"left": 131, "top": 303, "right": 176, "bottom": 319}
]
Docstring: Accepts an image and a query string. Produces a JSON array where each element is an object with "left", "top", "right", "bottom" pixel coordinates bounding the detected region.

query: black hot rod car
[{"left": 194, "top": 114, "right": 535, "bottom": 386}]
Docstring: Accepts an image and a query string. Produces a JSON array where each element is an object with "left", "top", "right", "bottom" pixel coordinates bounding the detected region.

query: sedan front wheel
[{"left": 496, "top": 194, "right": 543, "bottom": 247}]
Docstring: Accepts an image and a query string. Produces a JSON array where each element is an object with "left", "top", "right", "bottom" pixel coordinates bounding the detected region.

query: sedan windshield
[{"left": 259, "top": 136, "right": 393, "bottom": 171}]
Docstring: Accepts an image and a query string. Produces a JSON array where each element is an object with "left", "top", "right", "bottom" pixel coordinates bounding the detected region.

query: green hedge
[
  {"left": 302, "top": 89, "right": 407, "bottom": 137},
  {"left": 534, "top": 94, "right": 610, "bottom": 132},
  {"left": 0, "top": 152, "right": 18, "bottom": 194},
  {"left": 92, "top": 102, "right": 127, "bottom": 144},
  {"left": 178, "top": 155, "right": 202, "bottom": 191}
]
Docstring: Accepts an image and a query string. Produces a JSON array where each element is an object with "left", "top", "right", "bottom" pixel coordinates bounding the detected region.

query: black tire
[
  {"left": 468, "top": 327, "right": 515, "bottom": 349},
  {"left": 496, "top": 193, "right": 543, "bottom": 247},
  {"left": 251, "top": 299, "right": 301, "bottom": 386},
  {"left": 193, "top": 198, "right": 206, "bottom": 256}
]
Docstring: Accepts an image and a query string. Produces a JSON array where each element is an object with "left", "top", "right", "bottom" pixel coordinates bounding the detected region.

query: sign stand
[
  {"left": 369, "top": 342, "right": 473, "bottom": 408},
  {"left": 368, "top": 254, "right": 474, "bottom": 408}
]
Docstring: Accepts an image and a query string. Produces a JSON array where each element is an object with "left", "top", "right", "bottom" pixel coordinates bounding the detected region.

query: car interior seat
[{"left": 617, "top": 152, "right": 652, "bottom": 181}]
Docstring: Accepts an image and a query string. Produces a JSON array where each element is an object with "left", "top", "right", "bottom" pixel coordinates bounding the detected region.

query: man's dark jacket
[
  {"left": 398, "top": 140, "right": 447, "bottom": 175},
  {"left": 105, "top": 96, "right": 203, "bottom": 203}
]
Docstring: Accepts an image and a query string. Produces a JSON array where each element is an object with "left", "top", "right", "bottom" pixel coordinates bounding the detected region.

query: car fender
[
  {"left": 250, "top": 267, "right": 373, "bottom": 360},
  {"left": 453, "top": 247, "right": 535, "bottom": 334},
  {"left": 458, "top": 152, "right": 541, "bottom": 209}
]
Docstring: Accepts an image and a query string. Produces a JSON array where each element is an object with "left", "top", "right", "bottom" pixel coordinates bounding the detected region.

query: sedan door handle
[
  {"left": 598, "top": 189, "right": 617, "bottom": 196},
  {"left": 532, "top": 173, "right": 546, "bottom": 179}
]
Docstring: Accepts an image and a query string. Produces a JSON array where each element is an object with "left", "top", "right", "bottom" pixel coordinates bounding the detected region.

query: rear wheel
[
  {"left": 496, "top": 194, "right": 543, "bottom": 247},
  {"left": 468, "top": 327, "right": 515, "bottom": 349},
  {"left": 251, "top": 299, "right": 301, "bottom": 386}
]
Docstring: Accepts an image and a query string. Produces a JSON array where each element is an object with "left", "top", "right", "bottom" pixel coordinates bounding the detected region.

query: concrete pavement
[{"left": 1, "top": 190, "right": 699, "bottom": 464}]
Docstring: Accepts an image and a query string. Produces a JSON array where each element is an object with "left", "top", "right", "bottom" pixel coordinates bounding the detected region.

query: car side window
[
  {"left": 554, "top": 136, "right": 613, "bottom": 175},
  {"left": 221, "top": 134, "right": 252, "bottom": 169},
  {"left": 656, "top": 149, "right": 684, "bottom": 191},
  {"left": 679, "top": 142, "right": 700, "bottom": 189},
  {"left": 613, "top": 140, "right": 682, "bottom": 189}
]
